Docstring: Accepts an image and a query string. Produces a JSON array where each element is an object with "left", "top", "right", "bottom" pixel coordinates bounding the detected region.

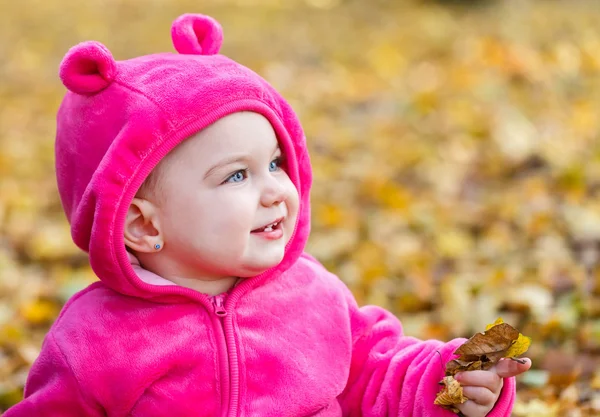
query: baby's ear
[{"left": 124, "top": 198, "right": 162, "bottom": 253}]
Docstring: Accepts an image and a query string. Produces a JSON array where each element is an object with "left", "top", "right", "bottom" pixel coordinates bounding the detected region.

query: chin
[{"left": 243, "top": 254, "right": 285, "bottom": 276}]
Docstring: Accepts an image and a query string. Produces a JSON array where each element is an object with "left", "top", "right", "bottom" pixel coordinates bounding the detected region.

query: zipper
[
  {"left": 211, "top": 293, "right": 238, "bottom": 417},
  {"left": 213, "top": 294, "right": 227, "bottom": 317}
]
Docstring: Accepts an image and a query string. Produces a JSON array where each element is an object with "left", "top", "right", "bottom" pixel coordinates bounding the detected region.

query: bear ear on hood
[
  {"left": 59, "top": 41, "right": 116, "bottom": 95},
  {"left": 171, "top": 13, "right": 223, "bottom": 56}
]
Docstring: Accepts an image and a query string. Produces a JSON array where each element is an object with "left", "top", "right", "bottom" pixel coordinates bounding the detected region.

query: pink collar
[
  {"left": 127, "top": 252, "right": 242, "bottom": 292},
  {"left": 127, "top": 252, "right": 174, "bottom": 286}
]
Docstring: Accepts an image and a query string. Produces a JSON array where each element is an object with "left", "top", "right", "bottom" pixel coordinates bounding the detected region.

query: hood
[{"left": 55, "top": 14, "right": 312, "bottom": 302}]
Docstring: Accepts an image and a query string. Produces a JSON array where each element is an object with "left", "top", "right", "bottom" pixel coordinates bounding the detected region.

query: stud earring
[{"left": 154, "top": 243, "right": 161, "bottom": 250}]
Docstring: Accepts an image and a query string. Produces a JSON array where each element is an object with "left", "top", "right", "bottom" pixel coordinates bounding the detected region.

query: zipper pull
[{"left": 212, "top": 295, "right": 227, "bottom": 317}]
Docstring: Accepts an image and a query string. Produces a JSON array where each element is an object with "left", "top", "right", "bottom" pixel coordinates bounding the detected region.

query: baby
[{"left": 5, "top": 14, "right": 530, "bottom": 417}]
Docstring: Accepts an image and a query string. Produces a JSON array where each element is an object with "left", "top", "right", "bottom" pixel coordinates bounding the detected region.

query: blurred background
[{"left": 1, "top": 0, "right": 600, "bottom": 415}]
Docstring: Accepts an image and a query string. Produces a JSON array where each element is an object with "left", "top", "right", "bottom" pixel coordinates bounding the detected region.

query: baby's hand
[{"left": 454, "top": 357, "right": 531, "bottom": 417}]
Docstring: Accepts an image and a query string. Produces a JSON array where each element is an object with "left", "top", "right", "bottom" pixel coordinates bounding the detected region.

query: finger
[
  {"left": 455, "top": 370, "right": 503, "bottom": 392},
  {"left": 494, "top": 357, "right": 532, "bottom": 378},
  {"left": 462, "top": 385, "right": 497, "bottom": 406},
  {"left": 456, "top": 399, "right": 490, "bottom": 417}
]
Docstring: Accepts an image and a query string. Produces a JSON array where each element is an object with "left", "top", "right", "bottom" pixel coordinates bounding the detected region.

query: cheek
[
  {"left": 163, "top": 200, "right": 201, "bottom": 240},
  {"left": 201, "top": 192, "right": 254, "bottom": 232},
  {"left": 286, "top": 183, "right": 300, "bottom": 216},
  {"left": 163, "top": 187, "right": 274, "bottom": 241}
]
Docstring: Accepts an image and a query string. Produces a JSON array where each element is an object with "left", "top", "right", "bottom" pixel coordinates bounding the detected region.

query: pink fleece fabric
[{"left": 5, "top": 13, "right": 516, "bottom": 417}]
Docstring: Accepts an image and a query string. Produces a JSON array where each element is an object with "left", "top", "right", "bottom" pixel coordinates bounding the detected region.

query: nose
[{"left": 260, "top": 175, "right": 288, "bottom": 207}]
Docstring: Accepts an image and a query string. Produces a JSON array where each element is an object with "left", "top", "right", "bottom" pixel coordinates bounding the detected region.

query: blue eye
[
  {"left": 269, "top": 157, "right": 282, "bottom": 172},
  {"left": 225, "top": 170, "right": 247, "bottom": 183}
]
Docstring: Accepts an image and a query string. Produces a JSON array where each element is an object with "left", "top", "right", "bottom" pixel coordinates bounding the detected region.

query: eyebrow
[{"left": 204, "top": 144, "right": 281, "bottom": 179}]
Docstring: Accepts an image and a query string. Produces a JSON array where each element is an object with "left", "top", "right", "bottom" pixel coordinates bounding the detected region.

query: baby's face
[{"left": 152, "top": 112, "right": 299, "bottom": 280}]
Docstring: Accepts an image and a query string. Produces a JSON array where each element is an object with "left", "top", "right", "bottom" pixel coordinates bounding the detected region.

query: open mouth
[{"left": 251, "top": 218, "right": 284, "bottom": 233}]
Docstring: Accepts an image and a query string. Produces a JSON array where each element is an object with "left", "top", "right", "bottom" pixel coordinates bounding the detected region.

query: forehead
[{"left": 174, "top": 112, "right": 279, "bottom": 162}]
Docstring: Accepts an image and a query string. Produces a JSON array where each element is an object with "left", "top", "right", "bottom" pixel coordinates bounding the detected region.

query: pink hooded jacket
[{"left": 4, "top": 14, "right": 516, "bottom": 417}]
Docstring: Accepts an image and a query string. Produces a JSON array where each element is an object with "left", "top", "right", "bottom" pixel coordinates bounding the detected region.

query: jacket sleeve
[
  {"left": 337, "top": 288, "right": 516, "bottom": 416},
  {"left": 3, "top": 332, "right": 103, "bottom": 417}
]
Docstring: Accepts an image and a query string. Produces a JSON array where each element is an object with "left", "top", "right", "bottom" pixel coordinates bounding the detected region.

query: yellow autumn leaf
[
  {"left": 485, "top": 317, "right": 505, "bottom": 331},
  {"left": 505, "top": 333, "right": 532, "bottom": 358}
]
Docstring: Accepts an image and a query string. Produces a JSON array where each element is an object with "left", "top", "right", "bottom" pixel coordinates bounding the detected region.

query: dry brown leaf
[
  {"left": 434, "top": 376, "right": 468, "bottom": 414},
  {"left": 454, "top": 321, "right": 519, "bottom": 364},
  {"left": 445, "top": 359, "right": 485, "bottom": 376}
]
